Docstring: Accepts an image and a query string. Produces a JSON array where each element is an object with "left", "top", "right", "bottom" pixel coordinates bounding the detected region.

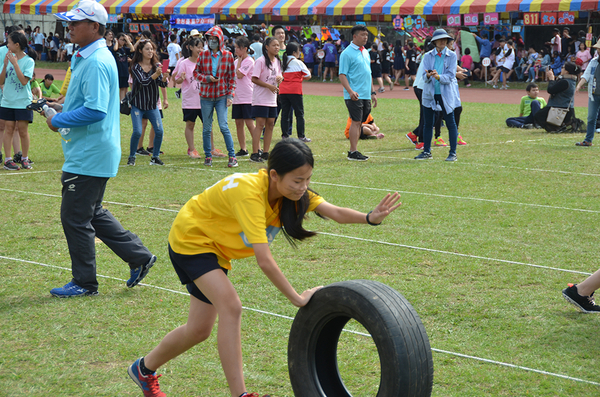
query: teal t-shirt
[
  {"left": 339, "top": 43, "right": 372, "bottom": 100},
  {"left": 434, "top": 51, "right": 445, "bottom": 95},
  {"left": 61, "top": 39, "right": 120, "bottom": 178},
  {"left": 0, "top": 46, "right": 7, "bottom": 103},
  {"left": 41, "top": 82, "right": 61, "bottom": 97},
  {"left": 1, "top": 54, "right": 34, "bottom": 109}
]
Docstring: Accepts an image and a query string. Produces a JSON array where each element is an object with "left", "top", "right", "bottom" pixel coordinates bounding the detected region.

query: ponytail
[
  {"left": 268, "top": 139, "right": 322, "bottom": 246},
  {"left": 282, "top": 42, "right": 298, "bottom": 71}
]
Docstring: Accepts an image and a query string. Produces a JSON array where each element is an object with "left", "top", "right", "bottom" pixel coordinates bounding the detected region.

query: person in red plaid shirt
[{"left": 193, "top": 26, "right": 238, "bottom": 168}]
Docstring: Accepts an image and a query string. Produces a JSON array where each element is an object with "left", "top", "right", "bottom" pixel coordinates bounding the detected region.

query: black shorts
[
  {"left": 232, "top": 103, "right": 253, "bottom": 119},
  {"left": 499, "top": 66, "right": 511, "bottom": 73},
  {"left": 142, "top": 109, "right": 163, "bottom": 120},
  {"left": 0, "top": 107, "right": 34, "bottom": 122},
  {"left": 34, "top": 44, "right": 43, "bottom": 52},
  {"left": 183, "top": 108, "right": 203, "bottom": 123},
  {"left": 371, "top": 68, "right": 382, "bottom": 78},
  {"left": 251, "top": 105, "right": 277, "bottom": 119},
  {"left": 345, "top": 99, "right": 371, "bottom": 122},
  {"left": 169, "top": 244, "right": 228, "bottom": 304},
  {"left": 324, "top": 61, "right": 336, "bottom": 68},
  {"left": 169, "top": 66, "right": 176, "bottom": 76},
  {"left": 305, "top": 62, "right": 314, "bottom": 70},
  {"left": 407, "top": 66, "right": 417, "bottom": 76}
]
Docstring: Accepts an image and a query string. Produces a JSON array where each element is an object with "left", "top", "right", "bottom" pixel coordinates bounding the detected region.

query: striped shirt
[{"left": 130, "top": 63, "right": 168, "bottom": 111}]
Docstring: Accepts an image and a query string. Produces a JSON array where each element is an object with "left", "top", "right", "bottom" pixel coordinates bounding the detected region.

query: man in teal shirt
[
  {"left": 339, "top": 25, "right": 377, "bottom": 162},
  {"left": 45, "top": 0, "right": 156, "bottom": 298}
]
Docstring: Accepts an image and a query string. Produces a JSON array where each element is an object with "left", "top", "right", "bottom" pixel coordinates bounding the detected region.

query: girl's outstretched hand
[
  {"left": 368, "top": 192, "right": 402, "bottom": 225},
  {"left": 295, "top": 286, "right": 324, "bottom": 307}
]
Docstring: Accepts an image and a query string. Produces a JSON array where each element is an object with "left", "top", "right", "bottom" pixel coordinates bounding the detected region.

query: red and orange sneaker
[
  {"left": 405, "top": 131, "right": 418, "bottom": 145},
  {"left": 415, "top": 142, "right": 424, "bottom": 150},
  {"left": 241, "top": 393, "right": 271, "bottom": 397},
  {"left": 457, "top": 135, "right": 467, "bottom": 145},
  {"left": 128, "top": 358, "right": 166, "bottom": 397}
]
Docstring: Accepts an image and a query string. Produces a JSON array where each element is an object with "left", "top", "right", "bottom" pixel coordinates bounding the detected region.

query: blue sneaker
[
  {"left": 50, "top": 281, "right": 98, "bottom": 298},
  {"left": 127, "top": 255, "right": 157, "bottom": 288},
  {"left": 128, "top": 358, "right": 166, "bottom": 397}
]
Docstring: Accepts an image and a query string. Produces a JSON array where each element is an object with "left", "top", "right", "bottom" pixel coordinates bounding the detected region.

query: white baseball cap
[{"left": 55, "top": 0, "right": 108, "bottom": 25}]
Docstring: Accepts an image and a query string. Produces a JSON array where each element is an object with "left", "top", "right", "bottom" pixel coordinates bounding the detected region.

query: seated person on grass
[
  {"left": 30, "top": 72, "right": 42, "bottom": 99},
  {"left": 344, "top": 114, "right": 384, "bottom": 140},
  {"left": 40, "top": 74, "right": 61, "bottom": 101},
  {"left": 506, "top": 83, "right": 546, "bottom": 129}
]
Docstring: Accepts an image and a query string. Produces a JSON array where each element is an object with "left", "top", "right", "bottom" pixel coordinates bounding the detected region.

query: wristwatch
[{"left": 371, "top": 91, "right": 376, "bottom": 96}]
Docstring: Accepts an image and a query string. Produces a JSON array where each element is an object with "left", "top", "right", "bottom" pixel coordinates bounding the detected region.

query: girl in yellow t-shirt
[{"left": 128, "top": 138, "right": 402, "bottom": 397}]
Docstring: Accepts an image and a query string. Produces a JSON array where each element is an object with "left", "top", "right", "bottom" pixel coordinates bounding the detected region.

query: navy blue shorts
[
  {"left": 324, "top": 61, "right": 336, "bottom": 68},
  {"left": 168, "top": 244, "right": 228, "bottom": 304},
  {"left": 232, "top": 104, "right": 253, "bottom": 120},
  {"left": 251, "top": 105, "right": 277, "bottom": 119},
  {"left": 0, "top": 107, "right": 34, "bottom": 122}
]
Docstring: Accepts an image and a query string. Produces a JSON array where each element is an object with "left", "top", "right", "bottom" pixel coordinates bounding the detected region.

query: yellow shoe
[{"left": 457, "top": 135, "right": 467, "bottom": 145}]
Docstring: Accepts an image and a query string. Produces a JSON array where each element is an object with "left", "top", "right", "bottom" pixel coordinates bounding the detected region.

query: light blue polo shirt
[
  {"left": 211, "top": 50, "right": 222, "bottom": 77},
  {"left": 339, "top": 42, "right": 372, "bottom": 100},
  {"left": 1, "top": 52, "right": 34, "bottom": 109},
  {"left": 61, "top": 38, "right": 120, "bottom": 178}
]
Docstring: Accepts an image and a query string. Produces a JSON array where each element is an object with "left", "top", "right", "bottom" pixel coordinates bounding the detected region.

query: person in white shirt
[
  {"left": 167, "top": 33, "right": 181, "bottom": 87},
  {"left": 488, "top": 38, "right": 515, "bottom": 89},
  {"left": 249, "top": 34, "right": 263, "bottom": 61}
]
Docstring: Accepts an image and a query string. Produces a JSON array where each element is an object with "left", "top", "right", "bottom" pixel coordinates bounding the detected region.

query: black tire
[{"left": 288, "top": 279, "right": 433, "bottom": 397}]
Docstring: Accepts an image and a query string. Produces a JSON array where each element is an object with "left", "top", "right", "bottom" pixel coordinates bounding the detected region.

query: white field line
[
  {"left": 318, "top": 232, "right": 591, "bottom": 276},
  {"left": 0, "top": 187, "right": 592, "bottom": 276},
  {"left": 310, "top": 182, "right": 600, "bottom": 214},
  {"left": 0, "top": 254, "right": 598, "bottom": 387}
]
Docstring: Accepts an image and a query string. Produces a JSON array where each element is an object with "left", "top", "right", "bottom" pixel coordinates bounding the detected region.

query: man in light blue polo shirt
[
  {"left": 339, "top": 24, "right": 377, "bottom": 161},
  {"left": 44, "top": 0, "right": 156, "bottom": 298}
]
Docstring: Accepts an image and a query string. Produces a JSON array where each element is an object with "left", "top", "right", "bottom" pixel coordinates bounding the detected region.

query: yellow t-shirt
[{"left": 168, "top": 169, "right": 325, "bottom": 269}]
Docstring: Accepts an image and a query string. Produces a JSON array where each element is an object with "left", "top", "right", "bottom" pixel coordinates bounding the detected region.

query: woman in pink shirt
[
  {"left": 232, "top": 37, "right": 255, "bottom": 158},
  {"left": 174, "top": 37, "right": 204, "bottom": 158},
  {"left": 250, "top": 37, "right": 283, "bottom": 163},
  {"left": 576, "top": 42, "right": 592, "bottom": 71}
]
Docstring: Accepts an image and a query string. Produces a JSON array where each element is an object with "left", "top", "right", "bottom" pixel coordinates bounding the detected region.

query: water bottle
[{"left": 42, "top": 104, "right": 70, "bottom": 136}]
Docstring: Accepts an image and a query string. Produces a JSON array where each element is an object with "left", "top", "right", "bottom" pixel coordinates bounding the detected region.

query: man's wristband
[
  {"left": 371, "top": 91, "right": 376, "bottom": 96},
  {"left": 366, "top": 211, "right": 381, "bottom": 226}
]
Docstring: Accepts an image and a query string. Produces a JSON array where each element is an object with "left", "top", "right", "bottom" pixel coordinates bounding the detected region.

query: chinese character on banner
[
  {"left": 447, "top": 15, "right": 461, "bottom": 27},
  {"left": 558, "top": 12, "right": 575, "bottom": 24},
  {"left": 464, "top": 14, "right": 478, "bottom": 26},
  {"left": 523, "top": 12, "right": 539, "bottom": 25},
  {"left": 414, "top": 15, "right": 425, "bottom": 29},
  {"left": 484, "top": 13, "right": 498, "bottom": 25},
  {"left": 541, "top": 13, "right": 557, "bottom": 25}
]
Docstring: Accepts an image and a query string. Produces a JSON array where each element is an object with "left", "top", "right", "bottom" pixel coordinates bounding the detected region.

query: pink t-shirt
[
  {"left": 233, "top": 56, "right": 254, "bottom": 105},
  {"left": 460, "top": 54, "right": 473, "bottom": 71},
  {"left": 252, "top": 56, "right": 282, "bottom": 108},
  {"left": 173, "top": 58, "right": 201, "bottom": 109}
]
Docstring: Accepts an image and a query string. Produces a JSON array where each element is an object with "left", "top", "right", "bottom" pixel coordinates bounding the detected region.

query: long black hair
[
  {"left": 8, "top": 31, "right": 30, "bottom": 56},
  {"left": 268, "top": 139, "right": 321, "bottom": 246},
  {"left": 182, "top": 37, "right": 202, "bottom": 59},
  {"left": 282, "top": 42, "right": 299, "bottom": 71},
  {"left": 262, "top": 36, "right": 281, "bottom": 70}
]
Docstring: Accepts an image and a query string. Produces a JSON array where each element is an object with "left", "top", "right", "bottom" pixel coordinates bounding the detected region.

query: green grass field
[{"left": 1, "top": 87, "right": 599, "bottom": 396}]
